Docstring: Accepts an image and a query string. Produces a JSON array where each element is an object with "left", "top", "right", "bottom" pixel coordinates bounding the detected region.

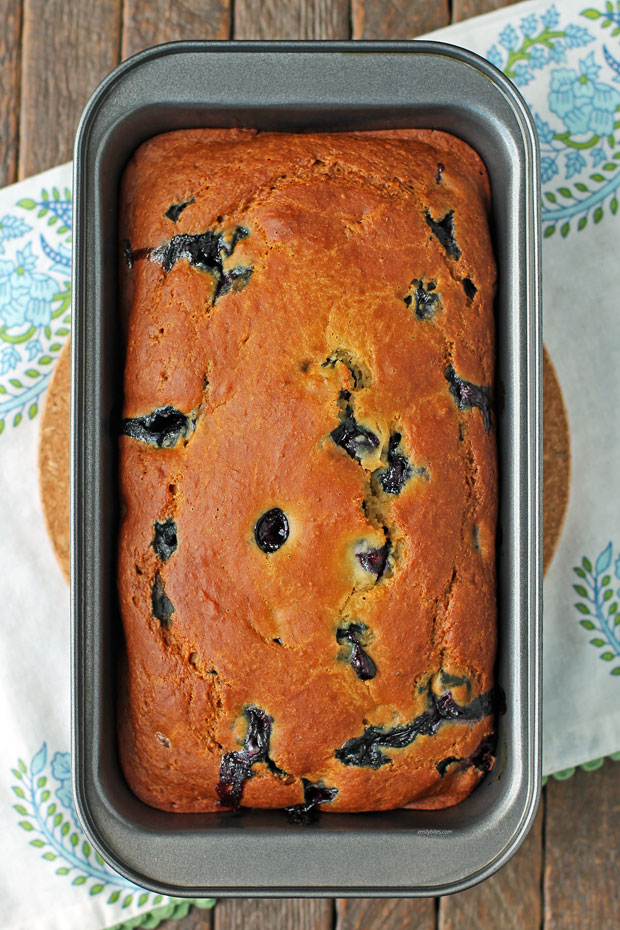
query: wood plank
[
  {"left": 213, "top": 899, "right": 333, "bottom": 930},
  {"left": 121, "top": 0, "right": 231, "bottom": 61},
  {"left": 545, "top": 761, "right": 620, "bottom": 930},
  {"left": 0, "top": 0, "right": 22, "bottom": 186},
  {"left": 234, "top": 0, "right": 350, "bottom": 40},
  {"left": 156, "top": 904, "right": 214, "bottom": 930},
  {"left": 439, "top": 804, "right": 543, "bottom": 930},
  {"left": 452, "top": 0, "right": 520, "bottom": 23},
  {"left": 351, "top": 0, "right": 449, "bottom": 40},
  {"left": 19, "top": 0, "right": 122, "bottom": 177},
  {"left": 336, "top": 898, "right": 434, "bottom": 930}
]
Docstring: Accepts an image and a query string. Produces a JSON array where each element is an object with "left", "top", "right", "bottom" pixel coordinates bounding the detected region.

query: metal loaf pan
[{"left": 72, "top": 41, "right": 542, "bottom": 897}]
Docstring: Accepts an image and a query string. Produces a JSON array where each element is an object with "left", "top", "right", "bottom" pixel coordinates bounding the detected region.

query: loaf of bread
[{"left": 118, "top": 128, "right": 497, "bottom": 817}]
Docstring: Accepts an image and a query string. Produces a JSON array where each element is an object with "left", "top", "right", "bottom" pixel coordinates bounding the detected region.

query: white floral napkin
[
  {"left": 428, "top": 0, "right": 620, "bottom": 779},
  {"left": 1, "top": 0, "right": 620, "bottom": 926}
]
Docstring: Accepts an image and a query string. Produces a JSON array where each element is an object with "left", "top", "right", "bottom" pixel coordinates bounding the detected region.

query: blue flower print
[
  {"left": 549, "top": 57, "right": 620, "bottom": 136},
  {"left": 1, "top": 346, "right": 20, "bottom": 374},
  {"left": 548, "top": 42, "right": 568, "bottom": 65},
  {"left": 541, "top": 155, "right": 559, "bottom": 184},
  {"left": 499, "top": 24, "right": 519, "bottom": 50},
  {"left": 540, "top": 4, "right": 560, "bottom": 30},
  {"left": 529, "top": 45, "right": 548, "bottom": 71},
  {"left": 564, "top": 24, "right": 594, "bottom": 50},
  {"left": 24, "top": 274, "right": 58, "bottom": 327},
  {"left": 487, "top": 44, "right": 504, "bottom": 70},
  {"left": 534, "top": 111, "right": 556, "bottom": 144},
  {"left": 0, "top": 215, "right": 31, "bottom": 254},
  {"left": 565, "top": 150, "right": 587, "bottom": 179},
  {"left": 591, "top": 146, "right": 607, "bottom": 167},
  {"left": 51, "top": 751, "right": 76, "bottom": 820},
  {"left": 0, "top": 244, "right": 58, "bottom": 329},
  {"left": 513, "top": 62, "right": 535, "bottom": 87},
  {"left": 520, "top": 14, "right": 538, "bottom": 37},
  {"left": 26, "top": 338, "right": 43, "bottom": 361}
]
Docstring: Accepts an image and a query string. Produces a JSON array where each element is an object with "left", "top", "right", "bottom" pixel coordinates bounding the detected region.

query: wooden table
[{"left": 2, "top": 0, "right": 618, "bottom": 926}]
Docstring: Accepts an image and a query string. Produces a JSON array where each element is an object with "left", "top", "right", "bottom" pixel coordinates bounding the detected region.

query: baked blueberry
[
  {"left": 285, "top": 779, "right": 338, "bottom": 824},
  {"left": 216, "top": 706, "right": 283, "bottom": 808},
  {"left": 436, "top": 733, "right": 496, "bottom": 777},
  {"left": 254, "top": 508, "right": 289, "bottom": 553},
  {"left": 165, "top": 198, "right": 195, "bottom": 222},
  {"left": 335, "top": 688, "right": 495, "bottom": 768},
  {"left": 121, "top": 405, "right": 195, "bottom": 448},
  {"left": 404, "top": 280, "right": 441, "bottom": 321},
  {"left": 425, "top": 209, "right": 461, "bottom": 260},
  {"left": 445, "top": 365, "right": 492, "bottom": 433},
  {"left": 152, "top": 518, "right": 178, "bottom": 562},
  {"left": 356, "top": 540, "right": 390, "bottom": 578},
  {"left": 121, "top": 239, "right": 133, "bottom": 269},
  {"left": 376, "top": 432, "right": 413, "bottom": 494},
  {"left": 148, "top": 225, "right": 252, "bottom": 303},
  {"left": 151, "top": 573, "right": 174, "bottom": 627},
  {"left": 462, "top": 277, "right": 477, "bottom": 300},
  {"left": 435, "top": 162, "right": 445, "bottom": 184},
  {"left": 331, "top": 406, "right": 379, "bottom": 461},
  {"left": 336, "top": 623, "right": 377, "bottom": 680}
]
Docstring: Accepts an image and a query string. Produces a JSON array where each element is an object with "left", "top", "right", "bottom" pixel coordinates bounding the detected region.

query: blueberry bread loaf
[{"left": 118, "top": 128, "right": 497, "bottom": 816}]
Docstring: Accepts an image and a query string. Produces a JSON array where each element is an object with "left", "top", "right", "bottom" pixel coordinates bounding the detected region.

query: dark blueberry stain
[
  {"left": 336, "top": 623, "right": 377, "bottom": 680},
  {"left": 121, "top": 405, "right": 196, "bottom": 448},
  {"left": 356, "top": 539, "right": 391, "bottom": 579},
  {"left": 164, "top": 198, "right": 195, "bottom": 222},
  {"left": 437, "top": 670, "right": 470, "bottom": 689},
  {"left": 331, "top": 406, "right": 379, "bottom": 462},
  {"left": 425, "top": 209, "right": 461, "bottom": 260},
  {"left": 254, "top": 508, "right": 290, "bottom": 554},
  {"left": 121, "top": 238, "right": 133, "bottom": 269},
  {"left": 472, "top": 524, "right": 481, "bottom": 553},
  {"left": 436, "top": 733, "right": 496, "bottom": 777},
  {"left": 132, "top": 226, "right": 252, "bottom": 303},
  {"left": 462, "top": 277, "right": 477, "bottom": 300},
  {"left": 216, "top": 706, "right": 285, "bottom": 808},
  {"left": 404, "top": 279, "right": 441, "bottom": 321},
  {"left": 152, "top": 518, "right": 178, "bottom": 562},
  {"left": 151, "top": 572, "right": 174, "bottom": 628},
  {"left": 436, "top": 162, "right": 445, "bottom": 184},
  {"left": 335, "top": 688, "right": 495, "bottom": 768},
  {"left": 376, "top": 432, "right": 413, "bottom": 495},
  {"left": 445, "top": 365, "right": 492, "bottom": 433},
  {"left": 285, "top": 779, "right": 338, "bottom": 824}
]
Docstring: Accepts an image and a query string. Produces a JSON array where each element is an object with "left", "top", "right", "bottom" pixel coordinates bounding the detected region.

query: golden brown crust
[{"left": 118, "top": 129, "right": 497, "bottom": 814}]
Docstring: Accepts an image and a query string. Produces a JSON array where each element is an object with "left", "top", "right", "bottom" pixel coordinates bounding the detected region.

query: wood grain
[
  {"left": 157, "top": 905, "right": 214, "bottom": 930},
  {"left": 351, "top": 0, "right": 449, "bottom": 40},
  {"left": 121, "top": 0, "right": 231, "bottom": 61},
  {"left": 335, "top": 898, "right": 434, "bottom": 930},
  {"left": 439, "top": 804, "right": 543, "bottom": 930},
  {"left": 213, "top": 899, "right": 333, "bottom": 930},
  {"left": 452, "top": 0, "right": 520, "bottom": 23},
  {"left": 19, "top": 0, "right": 122, "bottom": 177},
  {"left": 545, "top": 761, "right": 620, "bottom": 930},
  {"left": 0, "top": 0, "right": 22, "bottom": 186},
  {"left": 234, "top": 0, "right": 350, "bottom": 40}
]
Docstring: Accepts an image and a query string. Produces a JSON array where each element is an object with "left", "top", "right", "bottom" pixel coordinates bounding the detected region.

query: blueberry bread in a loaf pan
[{"left": 118, "top": 128, "right": 498, "bottom": 817}]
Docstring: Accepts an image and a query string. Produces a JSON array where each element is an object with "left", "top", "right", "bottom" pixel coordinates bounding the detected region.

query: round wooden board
[
  {"left": 38, "top": 339, "right": 71, "bottom": 583},
  {"left": 38, "top": 341, "right": 572, "bottom": 583}
]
